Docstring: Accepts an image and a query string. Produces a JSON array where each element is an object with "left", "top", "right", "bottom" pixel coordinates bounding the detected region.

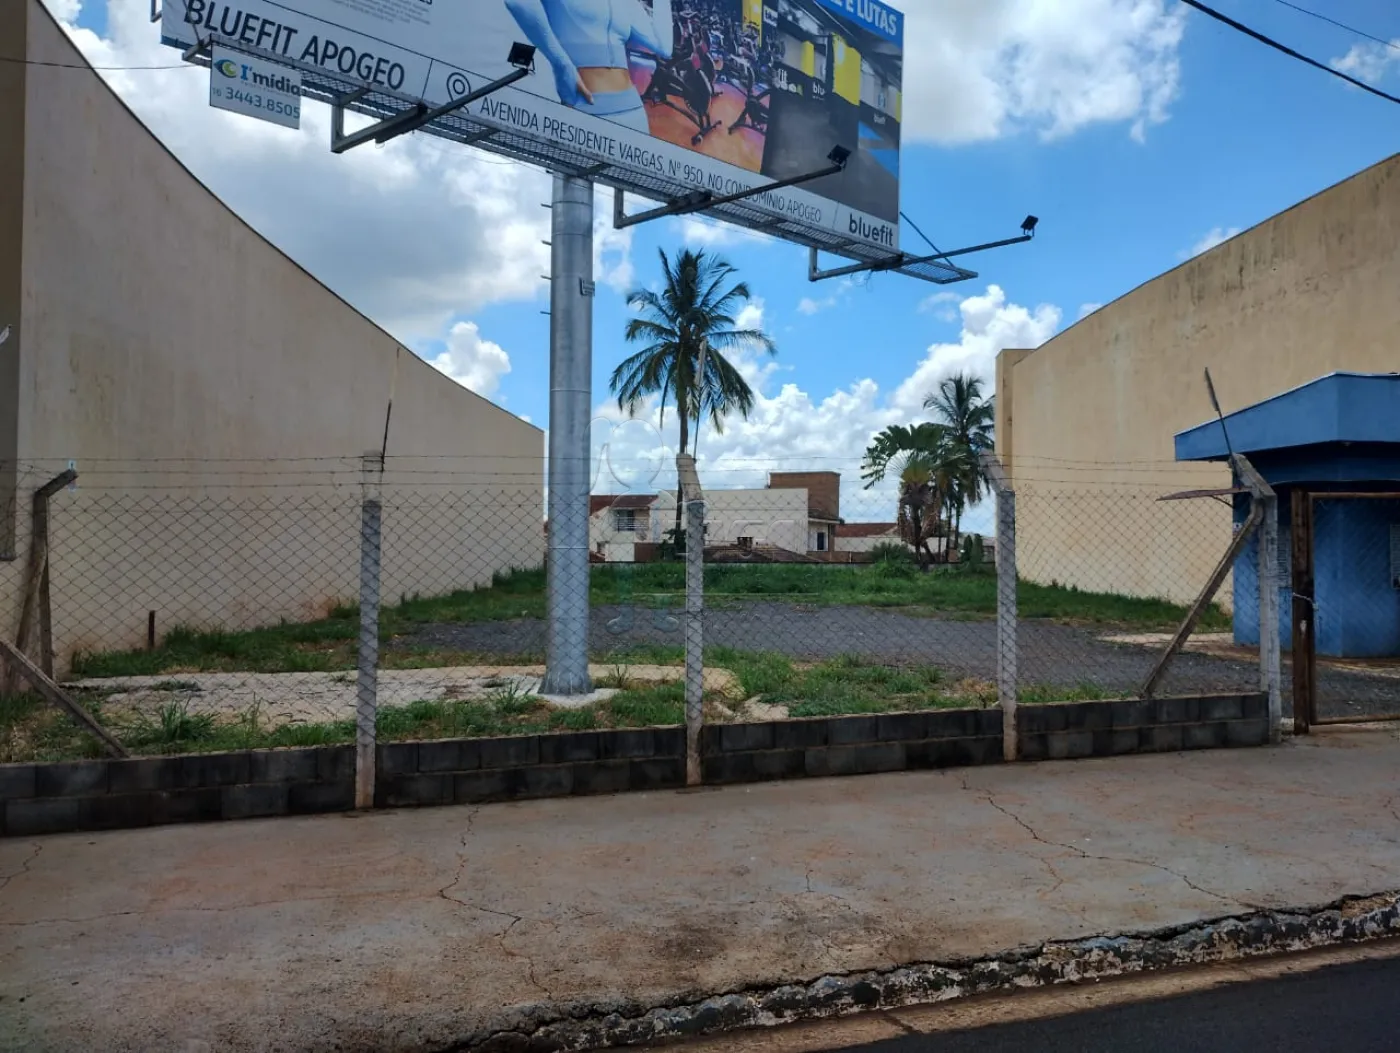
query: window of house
[
  {"left": 816, "top": 531, "right": 827, "bottom": 552},
  {"left": 613, "top": 509, "right": 638, "bottom": 532}
]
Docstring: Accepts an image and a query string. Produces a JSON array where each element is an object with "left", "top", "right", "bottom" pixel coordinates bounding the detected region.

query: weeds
[{"left": 117, "top": 700, "right": 216, "bottom": 749}]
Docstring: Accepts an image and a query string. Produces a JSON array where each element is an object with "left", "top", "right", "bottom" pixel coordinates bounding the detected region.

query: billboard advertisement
[
  {"left": 161, "top": 0, "right": 904, "bottom": 251},
  {"left": 209, "top": 44, "right": 303, "bottom": 128}
]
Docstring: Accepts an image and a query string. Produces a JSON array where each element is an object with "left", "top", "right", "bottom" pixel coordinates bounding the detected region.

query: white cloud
[
  {"left": 428, "top": 321, "right": 512, "bottom": 397},
  {"left": 1078, "top": 302, "right": 1104, "bottom": 319},
  {"left": 889, "top": 285, "right": 1061, "bottom": 416},
  {"left": 594, "top": 207, "right": 636, "bottom": 294},
  {"left": 596, "top": 284, "right": 1059, "bottom": 525},
  {"left": 796, "top": 278, "right": 856, "bottom": 316},
  {"left": 734, "top": 300, "right": 766, "bottom": 332},
  {"left": 919, "top": 291, "right": 963, "bottom": 313},
  {"left": 48, "top": 0, "right": 562, "bottom": 350},
  {"left": 673, "top": 215, "right": 774, "bottom": 249},
  {"left": 903, "top": 0, "right": 1188, "bottom": 144},
  {"left": 1332, "top": 40, "right": 1400, "bottom": 86},
  {"left": 1181, "top": 226, "right": 1242, "bottom": 260},
  {"left": 45, "top": 0, "right": 1188, "bottom": 420}
]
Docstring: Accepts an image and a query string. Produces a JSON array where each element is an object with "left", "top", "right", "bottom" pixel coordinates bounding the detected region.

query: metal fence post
[
  {"left": 996, "top": 488, "right": 1018, "bottom": 761},
  {"left": 981, "top": 454, "right": 1017, "bottom": 761},
  {"left": 356, "top": 451, "right": 383, "bottom": 810},
  {"left": 1257, "top": 491, "right": 1282, "bottom": 742},
  {"left": 1234, "top": 455, "right": 1282, "bottom": 743},
  {"left": 679, "top": 454, "right": 704, "bottom": 786}
]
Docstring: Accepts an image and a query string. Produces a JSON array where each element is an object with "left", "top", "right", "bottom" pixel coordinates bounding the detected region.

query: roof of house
[
  {"left": 1176, "top": 372, "right": 1400, "bottom": 461},
  {"left": 704, "top": 544, "right": 820, "bottom": 564},
  {"left": 589, "top": 494, "right": 658, "bottom": 515},
  {"left": 841, "top": 522, "right": 899, "bottom": 538}
]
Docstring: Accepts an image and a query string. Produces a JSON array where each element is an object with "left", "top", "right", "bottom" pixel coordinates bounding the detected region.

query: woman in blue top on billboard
[{"left": 504, "top": 0, "right": 675, "bottom": 134}]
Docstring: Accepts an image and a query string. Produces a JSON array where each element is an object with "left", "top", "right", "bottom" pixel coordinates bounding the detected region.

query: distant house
[
  {"left": 587, "top": 470, "right": 851, "bottom": 563},
  {"left": 588, "top": 494, "right": 660, "bottom": 563},
  {"left": 767, "top": 471, "right": 842, "bottom": 554},
  {"left": 836, "top": 522, "right": 901, "bottom": 554}
]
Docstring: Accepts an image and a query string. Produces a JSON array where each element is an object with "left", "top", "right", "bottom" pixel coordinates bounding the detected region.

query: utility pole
[{"left": 541, "top": 174, "right": 595, "bottom": 696}]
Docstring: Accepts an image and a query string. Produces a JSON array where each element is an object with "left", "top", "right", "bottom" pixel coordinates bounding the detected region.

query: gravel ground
[{"left": 395, "top": 602, "right": 1400, "bottom": 721}]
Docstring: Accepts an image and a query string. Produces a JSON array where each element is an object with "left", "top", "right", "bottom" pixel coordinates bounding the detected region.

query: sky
[{"left": 50, "top": 0, "right": 1400, "bottom": 528}]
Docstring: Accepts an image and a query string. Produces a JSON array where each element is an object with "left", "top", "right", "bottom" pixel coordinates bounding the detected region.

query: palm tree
[
  {"left": 922, "top": 373, "right": 995, "bottom": 552},
  {"left": 611, "top": 248, "right": 776, "bottom": 545},
  {"left": 861, "top": 422, "right": 967, "bottom": 566}
]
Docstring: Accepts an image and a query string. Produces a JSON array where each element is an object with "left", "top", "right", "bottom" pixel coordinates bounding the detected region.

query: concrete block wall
[
  {"left": 374, "top": 728, "right": 687, "bottom": 808},
  {"left": 1, "top": 694, "right": 1271, "bottom": 837},
  {"left": 1, "top": 745, "right": 354, "bottom": 837},
  {"left": 1018, "top": 694, "right": 1270, "bottom": 761},
  {"left": 700, "top": 709, "right": 1004, "bottom": 785}
]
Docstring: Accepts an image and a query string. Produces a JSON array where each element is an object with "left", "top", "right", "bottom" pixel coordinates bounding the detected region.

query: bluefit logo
[{"left": 850, "top": 214, "right": 895, "bottom": 247}]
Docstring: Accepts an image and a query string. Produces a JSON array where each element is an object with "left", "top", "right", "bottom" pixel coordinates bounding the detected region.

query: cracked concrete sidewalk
[{"left": 4, "top": 728, "right": 1400, "bottom": 1052}]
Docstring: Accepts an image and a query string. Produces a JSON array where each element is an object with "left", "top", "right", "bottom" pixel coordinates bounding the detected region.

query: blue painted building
[{"left": 1175, "top": 373, "right": 1400, "bottom": 659}]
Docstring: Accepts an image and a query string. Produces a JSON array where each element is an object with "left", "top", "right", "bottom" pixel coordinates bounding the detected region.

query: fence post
[
  {"left": 356, "top": 451, "right": 384, "bottom": 810},
  {"left": 1257, "top": 492, "right": 1282, "bottom": 743},
  {"left": 679, "top": 454, "right": 704, "bottom": 786},
  {"left": 1235, "top": 456, "right": 1282, "bottom": 743},
  {"left": 981, "top": 454, "right": 1017, "bottom": 762}
]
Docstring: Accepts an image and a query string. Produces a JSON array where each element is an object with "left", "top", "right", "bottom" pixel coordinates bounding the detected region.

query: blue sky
[
  {"left": 63, "top": 0, "right": 1400, "bottom": 514},
  {"left": 469, "top": 0, "right": 1399, "bottom": 505}
]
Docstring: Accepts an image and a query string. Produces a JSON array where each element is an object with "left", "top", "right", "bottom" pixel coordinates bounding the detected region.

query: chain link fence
[
  {"left": 14, "top": 454, "right": 1395, "bottom": 778},
  {"left": 1304, "top": 494, "right": 1400, "bottom": 725}
]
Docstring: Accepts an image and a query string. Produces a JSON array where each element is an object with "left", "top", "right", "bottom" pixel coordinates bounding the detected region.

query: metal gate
[{"left": 1291, "top": 491, "right": 1400, "bottom": 729}]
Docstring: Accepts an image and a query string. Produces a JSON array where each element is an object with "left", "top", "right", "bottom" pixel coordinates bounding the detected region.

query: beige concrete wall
[
  {"left": 1, "top": 0, "right": 543, "bottom": 671},
  {"left": 996, "top": 152, "right": 1400, "bottom": 605},
  {"left": 658, "top": 488, "right": 810, "bottom": 554},
  {"left": 0, "top": 0, "right": 25, "bottom": 560},
  {"left": 835, "top": 533, "right": 899, "bottom": 554}
]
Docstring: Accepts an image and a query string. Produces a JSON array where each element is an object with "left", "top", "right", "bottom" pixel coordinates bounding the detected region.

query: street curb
[{"left": 461, "top": 891, "right": 1400, "bottom": 1051}]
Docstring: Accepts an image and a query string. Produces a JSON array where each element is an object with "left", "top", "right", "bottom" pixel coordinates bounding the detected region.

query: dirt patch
[{"left": 74, "top": 664, "right": 742, "bottom": 729}]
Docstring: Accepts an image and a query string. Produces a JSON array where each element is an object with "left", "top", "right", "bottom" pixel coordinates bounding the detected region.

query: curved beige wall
[
  {"left": 1, "top": 0, "right": 543, "bottom": 669},
  {"left": 996, "top": 153, "right": 1400, "bottom": 604}
]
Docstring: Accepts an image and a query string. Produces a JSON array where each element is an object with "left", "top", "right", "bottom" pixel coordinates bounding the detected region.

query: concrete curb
[{"left": 461, "top": 891, "right": 1400, "bottom": 1052}]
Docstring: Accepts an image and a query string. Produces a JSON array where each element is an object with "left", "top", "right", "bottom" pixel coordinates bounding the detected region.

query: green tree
[
  {"left": 923, "top": 373, "right": 995, "bottom": 550},
  {"left": 860, "top": 422, "right": 968, "bottom": 566},
  {"left": 611, "top": 248, "right": 775, "bottom": 544}
]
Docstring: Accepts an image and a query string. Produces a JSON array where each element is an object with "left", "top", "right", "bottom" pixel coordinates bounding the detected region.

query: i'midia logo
[{"left": 215, "top": 58, "right": 241, "bottom": 78}]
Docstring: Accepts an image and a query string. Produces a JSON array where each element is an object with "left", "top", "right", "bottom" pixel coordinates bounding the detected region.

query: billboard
[
  {"left": 209, "top": 45, "right": 302, "bottom": 129},
  {"left": 161, "top": 0, "right": 904, "bottom": 252}
]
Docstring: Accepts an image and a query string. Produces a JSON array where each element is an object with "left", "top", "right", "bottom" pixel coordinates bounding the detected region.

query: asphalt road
[
  {"left": 398, "top": 601, "right": 1399, "bottom": 719},
  {"left": 828, "top": 954, "right": 1400, "bottom": 1052}
]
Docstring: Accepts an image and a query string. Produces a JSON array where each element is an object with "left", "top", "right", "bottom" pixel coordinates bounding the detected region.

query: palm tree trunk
[{"left": 674, "top": 410, "right": 689, "bottom": 556}]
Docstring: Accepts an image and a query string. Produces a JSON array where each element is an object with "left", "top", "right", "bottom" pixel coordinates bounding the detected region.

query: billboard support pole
[{"left": 542, "top": 173, "right": 595, "bottom": 697}]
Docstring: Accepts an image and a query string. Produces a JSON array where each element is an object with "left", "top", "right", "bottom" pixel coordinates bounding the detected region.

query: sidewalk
[{"left": 4, "top": 729, "right": 1400, "bottom": 1052}]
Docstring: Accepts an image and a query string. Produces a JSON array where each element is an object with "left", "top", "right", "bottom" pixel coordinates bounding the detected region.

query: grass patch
[
  {"left": 711, "top": 648, "right": 992, "bottom": 719},
  {"left": 70, "top": 563, "right": 1223, "bottom": 680},
  {"left": 1, "top": 691, "right": 112, "bottom": 763},
  {"left": 1016, "top": 683, "right": 1123, "bottom": 704},
  {"left": 599, "top": 682, "right": 686, "bottom": 728}
]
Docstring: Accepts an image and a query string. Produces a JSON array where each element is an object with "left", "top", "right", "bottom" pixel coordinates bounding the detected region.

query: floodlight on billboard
[{"left": 159, "top": 0, "right": 941, "bottom": 274}]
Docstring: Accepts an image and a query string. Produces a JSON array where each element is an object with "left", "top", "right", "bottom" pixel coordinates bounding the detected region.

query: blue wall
[{"left": 1234, "top": 491, "right": 1400, "bottom": 658}]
